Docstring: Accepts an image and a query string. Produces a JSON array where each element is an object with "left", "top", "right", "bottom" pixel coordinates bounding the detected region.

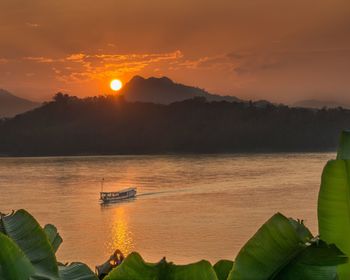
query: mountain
[
  {"left": 293, "top": 99, "right": 349, "bottom": 109},
  {"left": 0, "top": 89, "right": 40, "bottom": 117},
  {"left": 120, "top": 76, "right": 242, "bottom": 104}
]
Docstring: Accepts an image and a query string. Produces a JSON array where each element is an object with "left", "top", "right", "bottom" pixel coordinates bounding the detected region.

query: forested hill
[{"left": 0, "top": 93, "right": 349, "bottom": 156}]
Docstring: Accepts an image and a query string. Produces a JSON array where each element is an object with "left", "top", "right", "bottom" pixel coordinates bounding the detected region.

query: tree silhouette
[{"left": 0, "top": 93, "right": 348, "bottom": 156}]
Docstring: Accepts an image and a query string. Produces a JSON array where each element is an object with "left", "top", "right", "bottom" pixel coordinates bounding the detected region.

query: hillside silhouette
[
  {"left": 120, "top": 76, "right": 242, "bottom": 104},
  {"left": 0, "top": 93, "right": 348, "bottom": 156},
  {"left": 0, "top": 89, "right": 39, "bottom": 117},
  {"left": 294, "top": 99, "right": 350, "bottom": 109}
]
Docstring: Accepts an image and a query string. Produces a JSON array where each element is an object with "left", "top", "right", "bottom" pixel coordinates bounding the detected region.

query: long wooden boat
[{"left": 100, "top": 187, "right": 137, "bottom": 203}]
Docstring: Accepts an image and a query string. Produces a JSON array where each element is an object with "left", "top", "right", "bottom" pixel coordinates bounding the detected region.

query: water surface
[{"left": 0, "top": 153, "right": 333, "bottom": 268}]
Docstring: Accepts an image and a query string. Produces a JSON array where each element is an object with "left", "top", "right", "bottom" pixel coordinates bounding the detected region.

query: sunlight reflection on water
[{"left": 107, "top": 207, "right": 134, "bottom": 256}]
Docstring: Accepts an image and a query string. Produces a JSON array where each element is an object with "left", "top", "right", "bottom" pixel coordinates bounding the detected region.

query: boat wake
[
  {"left": 136, "top": 188, "right": 188, "bottom": 197},
  {"left": 100, "top": 188, "right": 189, "bottom": 208}
]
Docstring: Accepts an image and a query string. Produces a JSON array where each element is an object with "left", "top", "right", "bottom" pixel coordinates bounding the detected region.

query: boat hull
[{"left": 100, "top": 188, "right": 137, "bottom": 203}]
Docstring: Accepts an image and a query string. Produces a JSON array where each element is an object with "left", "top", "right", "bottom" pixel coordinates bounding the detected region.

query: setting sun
[{"left": 110, "top": 79, "right": 123, "bottom": 91}]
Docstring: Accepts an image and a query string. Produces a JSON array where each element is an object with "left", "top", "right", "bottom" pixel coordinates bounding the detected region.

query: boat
[{"left": 100, "top": 187, "right": 137, "bottom": 203}]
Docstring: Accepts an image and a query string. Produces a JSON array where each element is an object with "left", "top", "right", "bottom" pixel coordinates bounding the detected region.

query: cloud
[
  {"left": 0, "top": 58, "right": 8, "bottom": 64},
  {"left": 174, "top": 50, "right": 287, "bottom": 75},
  {"left": 23, "top": 50, "right": 183, "bottom": 83},
  {"left": 174, "top": 55, "right": 234, "bottom": 72},
  {"left": 26, "top": 22, "right": 40, "bottom": 28},
  {"left": 24, "top": 57, "right": 58, "bottom": 63},
  {"left": 226, "top": 47, "right": 350, "bottom": 76}
]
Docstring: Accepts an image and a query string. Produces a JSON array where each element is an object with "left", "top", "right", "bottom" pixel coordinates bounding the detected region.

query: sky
[{"left": 0, "top": 0, "right": 350, "bottom": 104}]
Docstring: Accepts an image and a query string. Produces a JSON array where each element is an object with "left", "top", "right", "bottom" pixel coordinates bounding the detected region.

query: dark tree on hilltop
[{"left": 0, "top": 94, "right": 348, "bottom": 156}]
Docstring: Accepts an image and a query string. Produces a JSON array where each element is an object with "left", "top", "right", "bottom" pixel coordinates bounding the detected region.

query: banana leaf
[
  {"left": 0, "top": 232, "right": 35, "bottom": 280},
  {"left": 1, "top": 209, "right": 59, "bottom": 279},
  {"left": 44, "top": 224, "right": 63, "bottom": 253},
  {"left": 213, "top": 260, "right": 234, "bottom": 280},
  {"left": 166, "top": 260, "right": 218, "bottom": 279},
  {"left": 59, "top": 262, "right": 98, "bottom": 280},
  {"left": 276, "top": 240, "right": 348, "bottom": 279},
  {"left": 0, "top": 209, "right": 97, "bottom": 280},
  {"left": 318, "top": 158, "right": 350, "bottom": 278},
  {"left": 103, "top": 252, "right": 163, "bottom": 280},
  {"left": 104, "top": 252, "right": 218, "bottom": 280},
  {"left": 227, "top": 213, "right": 312, "bottom": 280}
]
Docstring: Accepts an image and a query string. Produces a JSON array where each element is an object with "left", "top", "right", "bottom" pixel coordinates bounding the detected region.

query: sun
[{"left": 110, "top": 79, "right": 123, "bottom": 91}]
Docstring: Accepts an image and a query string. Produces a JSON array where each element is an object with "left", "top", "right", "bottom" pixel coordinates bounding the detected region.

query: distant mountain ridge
[
  {"left": 0, "top": 89, "right": 39, "bottom": 117},
  {"left": 120, "top": 76, "right": 242, "bottom": 104}
]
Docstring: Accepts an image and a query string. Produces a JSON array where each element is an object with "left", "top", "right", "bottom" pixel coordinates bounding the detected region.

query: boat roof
[{"left": 100, "top": 187, "right": 136, "bottom": 194}]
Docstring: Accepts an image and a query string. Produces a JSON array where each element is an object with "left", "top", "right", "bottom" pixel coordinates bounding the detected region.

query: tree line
[{"left": 0, "top": 93, "right": 348, "bottom": 156}]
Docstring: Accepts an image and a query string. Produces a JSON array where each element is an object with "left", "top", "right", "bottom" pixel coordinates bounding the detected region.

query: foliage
[
  {"left": 213, "top": 260, "right": 233, "bottom": 280},
  {"left": 318, "top": 130, "right": 350, "bottom": 279},
  {"left": 0, "top": 233, "right": 34, "bottom": 280},
  {"left": 2, "top": 211, "right": 345, "bottom": 280},
  {"left": 0, "top": 209, "right": 97, "bottom": 280},
  {"left": 44, "top": 224, "right": 63, "bottom": 253},
  {"left": 103, "top": 214, "right": 345, "bottom": 280},
  {"left": 227, "top": 213, "right": 312, "bottom": 279},
  {"left": 277, "top": 241, "right": 348, "bottom": 280},
  {"left": 103, "top": 252, "right": 218, "bottom": 280}
]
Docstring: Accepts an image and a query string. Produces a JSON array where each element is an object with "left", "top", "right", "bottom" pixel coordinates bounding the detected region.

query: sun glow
[{"left": 110, "top": 79, "right": 123, "bottom": 91}]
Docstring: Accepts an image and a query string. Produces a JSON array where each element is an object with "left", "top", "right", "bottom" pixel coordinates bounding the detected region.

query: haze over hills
[
  {"left": 120, "top": 76, "right": 242, "bottom": 104},
  {"left": 1, "top": 76, "right": 347, "bottom": 121},
  {"left": 0, "top": 89, "right": 40, "bottom": 118}
]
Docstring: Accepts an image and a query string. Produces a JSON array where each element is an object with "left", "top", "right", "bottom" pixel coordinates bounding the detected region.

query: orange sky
[{"left": 0, "top": 0, "right": 350, "bottom": 104}]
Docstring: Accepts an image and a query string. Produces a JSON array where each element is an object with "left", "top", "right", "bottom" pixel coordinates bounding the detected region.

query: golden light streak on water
[{"left": 107, "top": 207, "right": 134, "bottom": 256}]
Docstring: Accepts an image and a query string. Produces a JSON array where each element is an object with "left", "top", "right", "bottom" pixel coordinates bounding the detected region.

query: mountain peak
[
  {"left": 128, "top": 75, "right": 174, "bottom": 86},
  {"left": 122, "top": 76, "right": 241, "bottom": 104},
  {"left": 148, "top": 76, "right": 173, "bottom": 84},
  {"left": 129, "top": 75, "right": 145, "bottom": 83},
  {"left": 0, "top": 89, "right": 39, "bottom": 117},
  {"left": 0, "top": 88, "right": 13, "bottom": 97}
]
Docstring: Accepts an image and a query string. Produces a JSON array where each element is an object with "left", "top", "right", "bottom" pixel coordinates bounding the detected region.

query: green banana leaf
[
  {"left": 288, "top": 217, "right": 313, "bottom": 238},
  {"left": 104, "top": 252, "right": 163, "bottom": 279},
  {"left": 227, "top": 213, "right": 312, "bottom": 280},
  {"left": 213, "top": 260, "right": 234, "bottom": 280},
  {"left": 44, "top": 224, "right": 63, "bottom": 253},
  {"left": 0, "top": 209, "right": 97, "bottom": 280},
  {"left": 104, "top": 252, "right": 218, "bottom": 280},
  {"left": 59, "top": 262, "right": 98, "bottom": 280},
  {"left": 1, "top": 209, "right": 59, "bottom": 279},
  {"left": 167, "top": 260, "right": 218, "bottom": 279},
  {"left": 276, "top": 240, "right": 348, "bottom": 280},
  {"left": 318, "top": 158, "right": 350, "bottom": 278},
  {"left": 0, "top": 232, "right": 35, "bottom": 280}
]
